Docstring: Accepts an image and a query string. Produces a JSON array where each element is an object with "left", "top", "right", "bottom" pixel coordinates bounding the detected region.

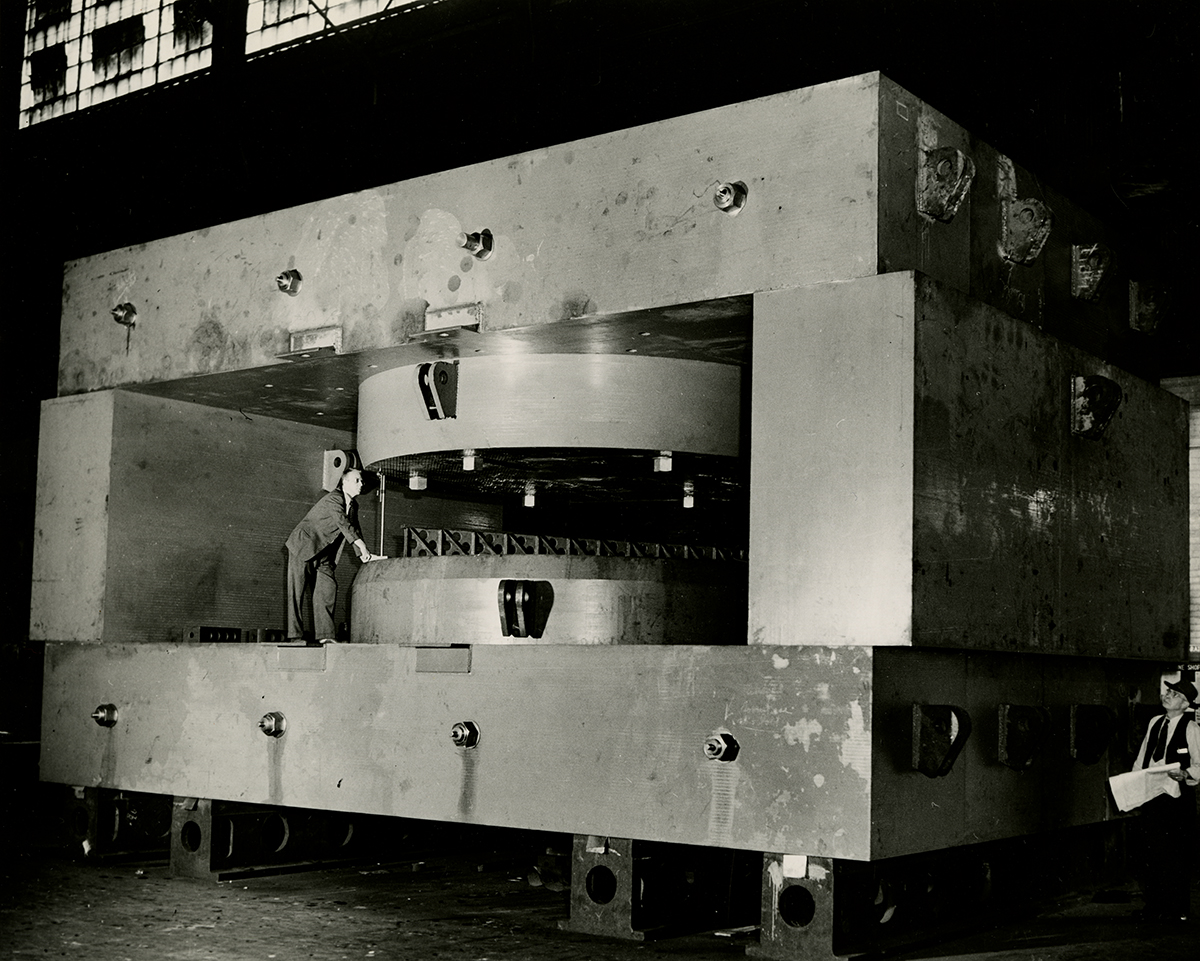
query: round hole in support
[
  {"left": 262, "top": 813, "right": 290, "bottom": 854},
  {"left": 322, "top": 817, "right": 354, "bottom": 849},
  {"left": 585, "top": 865, "right": 618, "bottom": 905},
  {"left": 180, "top": 820, "right": 203, "bottom": 853},
  {"left": 778, "top": 884, "right": 817, "bottom": 928}
]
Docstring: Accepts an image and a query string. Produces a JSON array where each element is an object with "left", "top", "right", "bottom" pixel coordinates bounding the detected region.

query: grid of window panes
[
  {"left": 20, "top": 0, "right": 213, "bottom": 127},
  {"left": 245, "top": 0, "right": 407, "bottom": 55}
]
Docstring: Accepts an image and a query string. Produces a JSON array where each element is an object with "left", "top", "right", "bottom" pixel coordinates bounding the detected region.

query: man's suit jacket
[{"left": 285, "top": 488, "right": 363, "bottom": 563}]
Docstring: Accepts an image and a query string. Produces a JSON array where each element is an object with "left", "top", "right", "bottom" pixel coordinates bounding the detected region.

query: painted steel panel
[
  {"left": 57, "top": 73, "right": 882, "bottom": 395},
  {"left": 749, "top": 274, "right": 916, "bottom": 647},
  {"left": 40, "top": 642, "right": 876, "bottom": 861},
  {"left": 31, "top": 393, "right": 114, "bottom": 642},
  {"left": 357, "top": 354, "right": 741, "bottom": 466}
]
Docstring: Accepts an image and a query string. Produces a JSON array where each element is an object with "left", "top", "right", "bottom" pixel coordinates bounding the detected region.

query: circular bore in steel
[
  {"left": 323, "top": 818, "right": 354, "bottom": 850},
  {"left": 585, "top": 865, "right": 618, "bottom": 905},
  {"left": 180, "top": 820, "right": 203, "bottom": 853},
  {"left": 262, "top": 813, "right": 290, "bottom": 854},
  {"left": 778, "top": 884, "right": 817, "bottom": 928}
]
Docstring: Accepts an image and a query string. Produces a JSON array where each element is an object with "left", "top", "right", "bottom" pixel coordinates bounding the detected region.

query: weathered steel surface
[
  {"left": 358, "top": 354, "right": 741, "bottom": 467},
  {"left": 912, "top": 278, "right": 1189, "bottom": 658},
  {"left": 57, "top": 72, "right": 1136, "bottom": 407},
  {"left": 748, "top": 272, "right": 1189, "bottom": 658},
  {"left": 350, "top": 556, "right": 748, "bottom": 646},
  {"left": 869, "top": 647, "right": 1152, "bottom": 853},
  {"left": 876, "top": 75, "right": 1129, "bottom": 360},
  {"left": 41, "top": 642, "right": 875, "bottom": 860},
  {"left": 57, "top": 73, "right": 882, "bottom": 395},
  {"left": 41, "top": 639, "right": 1162, "bottom": 859}
]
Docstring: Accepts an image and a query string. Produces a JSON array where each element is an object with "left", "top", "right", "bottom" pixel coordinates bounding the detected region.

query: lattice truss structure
[{"left": 399, "top": 527, "right": 748, "bottom": 562}]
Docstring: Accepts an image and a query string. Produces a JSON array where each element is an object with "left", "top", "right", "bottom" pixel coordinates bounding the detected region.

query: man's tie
[{"left": 1151, "top": 717, "right": 1170, "bottom": 763}]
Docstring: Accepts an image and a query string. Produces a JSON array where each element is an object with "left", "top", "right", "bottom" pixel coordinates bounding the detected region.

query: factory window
[
  {"left": 32, "top": 0, "right": 72, "bottom": 27},
  {"left": 91, "top": 16, "right": 146, "bottom": 81},
  {"left": 172, "top": 0, "right": 210, "bottom": 49},
  {"left": 28, "top": 44, "right": 68, "bottom": 100},
  {"left": 245, "top": 0, "right": 420, "bottom": 56},
  {"left": 19, "top": 1, "right": 214, "bottom": 128}
]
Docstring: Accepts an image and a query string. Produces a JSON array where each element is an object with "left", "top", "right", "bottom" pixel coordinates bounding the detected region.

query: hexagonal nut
[
  {"left": 712, "top": 181, "right": 748, "bottom": 215},
  {"left": 703, "top": 731, "right": 740, "bottom": 762},
  {"left": 259, "top": 711, "right": 287, "bottom": 737},
  {"left": 450, "top": 720, "right": 481, "bottom": 749}
]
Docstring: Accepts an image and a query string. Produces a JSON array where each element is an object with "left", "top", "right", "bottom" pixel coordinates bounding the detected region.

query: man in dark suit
[
  {"left": 1130, "top": 678, "right": 1198, "bottom": 923},
  {"left": 286, "top": 468, "right": 373, "bottom": 643}
]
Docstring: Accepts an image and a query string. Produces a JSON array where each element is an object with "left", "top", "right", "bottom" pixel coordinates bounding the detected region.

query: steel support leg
[
  {"left": 750, "top": 854, "right": 839, "bottom": 961},
  {"left": 59, "top": 786, "right": 170, "bottom": 860},
  {"left": 170, "top": 798, "right": 361, "bottom": 880},
  {"left": 559, "top": 834, "right": 759, "bottom": 941}
]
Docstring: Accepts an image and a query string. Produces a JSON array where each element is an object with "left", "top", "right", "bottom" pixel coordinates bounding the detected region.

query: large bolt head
[
  {"left": 91, "top": 704, "right": 119, "bottom": 727},
  {"left": 712, "top": 181, "right": 747, "bottom": 215},
  {"left": 450, "top": 720, "right": 481, "bottom": 749},
  {"left": 259, "top": 711, "right": 287, "bottom": 737}
]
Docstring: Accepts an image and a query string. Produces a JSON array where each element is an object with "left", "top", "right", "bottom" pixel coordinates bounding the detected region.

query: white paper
[{"left": 1108, "top": 763, "right": 1182, "bottom": 812}]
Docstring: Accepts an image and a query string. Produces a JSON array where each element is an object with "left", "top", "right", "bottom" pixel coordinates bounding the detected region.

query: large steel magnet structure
[{"left": 33, "top": 73, "right": 1193, "bottom": 959}]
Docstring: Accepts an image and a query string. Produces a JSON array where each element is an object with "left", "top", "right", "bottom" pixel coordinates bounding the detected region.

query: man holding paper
[{"left": 1129, "top": 678, "right": 1198, "bottom": 924}]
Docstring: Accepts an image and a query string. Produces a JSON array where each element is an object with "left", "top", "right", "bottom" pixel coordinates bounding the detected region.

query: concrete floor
[{"left": 1, "top": 840, "right": 1195, "bottom": 961}]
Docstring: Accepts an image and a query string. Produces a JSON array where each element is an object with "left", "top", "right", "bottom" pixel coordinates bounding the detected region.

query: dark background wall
[{"left": 2, "top": 0, "right": 1196, "bottom": 691}]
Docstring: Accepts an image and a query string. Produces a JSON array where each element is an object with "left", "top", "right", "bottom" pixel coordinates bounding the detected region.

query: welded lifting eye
[
  {"left": 450, "top": 720, "right": 481, "bottom": 749},
  {"left": 259, "top": 711, "right": 287, "bottom": 738},
  {"left": 275, "top": 269, "right": 303, "bottom": 296},
  {"left": 457, "top": 229, "right": 494, "bottom": 260},
  {"left": 91, "top": 704, "right": 119, "bottom": 727},
  {"left": 110, "top": 303, "right": 137, "bottom": 328},
  {"left": 1000, "top": 198, "right": 1052, "bottom": 264},
  {"left": 713, "top": 181, "right": 748, "bottom": 215},
  {"left": 1071, "top": 375, "right": 1122, "bottom": 439},
  {"left": 703, "top": 731, "right": 740, "bottom": 762}
]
